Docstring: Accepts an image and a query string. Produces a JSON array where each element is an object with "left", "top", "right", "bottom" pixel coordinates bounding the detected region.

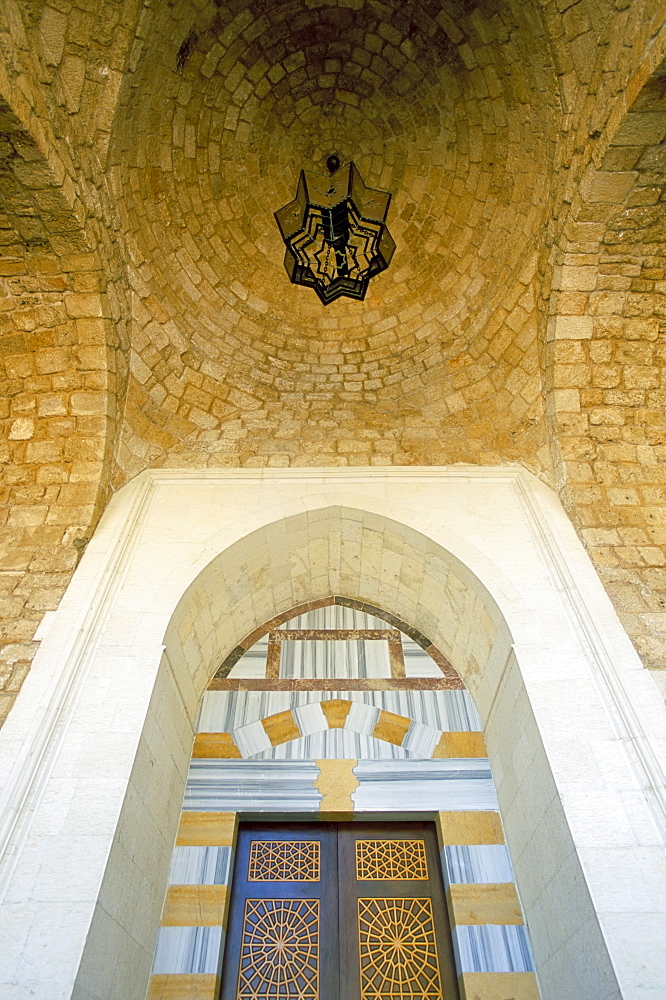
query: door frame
[
  {"left": 219, "top": 818, "right": 459, "bottom": 1000},
  {"left": 199, "top": 806, "right": 532, "bottom": 1000}
]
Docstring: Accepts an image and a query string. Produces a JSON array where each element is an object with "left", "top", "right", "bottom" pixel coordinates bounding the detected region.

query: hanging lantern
[{"left": 275, "top": 158, "right": 395, "bottom": 305}]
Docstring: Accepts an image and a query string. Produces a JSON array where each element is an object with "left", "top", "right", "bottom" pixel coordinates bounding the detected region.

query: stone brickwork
[
  {"left": 545, "top": 53, "right": 666, "bottom": 670},
  {"left": 0, "top": 101, "right": 118, "bottom": 721},
  {"left": 0, "top": 2, "right": 135, "bottom": 719},
  {"left": 109, "top": 0, "right": 556, "bottom": 476},
  {"left": 1, "top": 0, "right": 666, "bottom": 714}
]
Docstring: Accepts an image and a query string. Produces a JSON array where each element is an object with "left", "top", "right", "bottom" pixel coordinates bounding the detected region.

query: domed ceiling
[{"left": 109, "top": 0, "right": 559, "bottom": 471}]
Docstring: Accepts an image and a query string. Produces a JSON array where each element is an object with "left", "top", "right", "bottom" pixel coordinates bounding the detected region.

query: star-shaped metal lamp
[{"left": 275, "top": 157, "right": 395, "bottom": 305}]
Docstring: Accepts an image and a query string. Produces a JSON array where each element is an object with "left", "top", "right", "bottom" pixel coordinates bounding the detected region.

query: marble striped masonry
[
  {"left": 453, "top": 924, "right": 535, "bottom": 974},
  {"left": 182, "top": 759, "right": 498, "bottom": 813},
  {"left": 150, "top": 603, "right": 539, "bottom": 997},
  {"left": 200, "top": 706, "right": 481, "bottom": 759},
  {"left": 442, "top": 844, "right": 515, "bottom": 885},
  {"left": 197, "top": 689, "right": 482, "bottom": 734},
  {"left": 152, "top": 926, "right": 223, "bottom": 976},
  {"left": 169, "top": 846, "right": 232, "bottom": 886}
]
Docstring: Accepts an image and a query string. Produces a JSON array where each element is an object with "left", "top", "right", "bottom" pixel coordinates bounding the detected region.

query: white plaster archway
[{"left": 0, "top": 468, "right": 664, "bottom": 1000}]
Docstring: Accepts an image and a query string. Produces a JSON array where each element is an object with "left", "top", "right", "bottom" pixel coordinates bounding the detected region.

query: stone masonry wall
[{"left": 544, "top": 51, "right": 666, "bottom": 672}]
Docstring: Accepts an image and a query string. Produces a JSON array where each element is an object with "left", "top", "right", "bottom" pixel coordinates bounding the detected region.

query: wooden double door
[{"left": 221, "top": 821, "right": 458, "bottom": 1000}]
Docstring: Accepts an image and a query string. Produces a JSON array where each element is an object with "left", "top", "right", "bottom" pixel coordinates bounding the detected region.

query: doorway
[{"left": 220, "top": 821, "right": 459, "bottom": 1000}]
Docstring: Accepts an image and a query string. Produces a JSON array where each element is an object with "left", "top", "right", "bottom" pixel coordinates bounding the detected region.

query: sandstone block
[
  {"left": 8, "top": 419, "right": 35, "bottom": 441},
  {"left": 70, "top": 392, "right": 107, "bottom": 415},
  {"left": 580, "top": 170, "right": 638, "bottom": 204},
  {"left": 65, "top": 294, "right": 105, "bottom": 320}
]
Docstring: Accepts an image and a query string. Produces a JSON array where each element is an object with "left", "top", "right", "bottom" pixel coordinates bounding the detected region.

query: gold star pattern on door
[
  {"left": 357, "top": 898, "right": 443, "bottom": 999},
  {"left": 248, "top": 841, "right": 320, "bottom": 881},
  {"left": 237, "top": 899, "right": 320, "bottom": 998},
  {"left": 355, "top": 840, "right": 429, "bottom": 881}
]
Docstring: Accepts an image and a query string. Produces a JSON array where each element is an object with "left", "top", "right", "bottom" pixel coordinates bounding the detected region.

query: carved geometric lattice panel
[
  {"left": 238, "top": 899, "right": 320, "bottom": 999},
  {"left": 248, "top": 841, "right": 321, "bottom": 881},
  {"left": 355, "top": 841, "right": 429, "bottom": 881},
  {"left": 357, "top": 898, "right": 443, "bottom": 999}
]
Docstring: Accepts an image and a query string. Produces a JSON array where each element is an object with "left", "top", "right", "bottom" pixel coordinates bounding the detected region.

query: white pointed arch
[{"left": 0, "top": 468, "right": 663, "bottom": 1000}]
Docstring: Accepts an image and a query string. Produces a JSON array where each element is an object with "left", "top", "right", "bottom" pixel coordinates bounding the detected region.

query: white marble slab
[
  {"left": 441, "top": 844, "right": 514, "bottom": 885},
  {"left": 183, "top": 760, "right": 322, "bottom": 811},
  {"left": 168, "top": 846, "right": 232, "bottom": 886},
  {"left": 152, "top": 926, "right": 223, "bottom": 975},
  {"left": 280, "top": 638, "right": 392, "bottom": 680},
  {"left": 453, "top": 924, "right": 534, "bottom": 974},
  {"left": 352, "top": 760, "right": 498, "bottom": 811}
]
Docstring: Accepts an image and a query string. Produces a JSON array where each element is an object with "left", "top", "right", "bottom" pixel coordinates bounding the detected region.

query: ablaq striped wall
[{"left": 147, "top": 605, "right": 541, "bottom": 1000}]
